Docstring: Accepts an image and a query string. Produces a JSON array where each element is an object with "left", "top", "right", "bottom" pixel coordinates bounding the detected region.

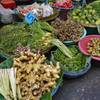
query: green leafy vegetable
[
  {"left": 53, "top": 45, "right": 87, "bottom": 72},
  {"left": 0, "top": 58, "right": 13, "bottom": 69}
]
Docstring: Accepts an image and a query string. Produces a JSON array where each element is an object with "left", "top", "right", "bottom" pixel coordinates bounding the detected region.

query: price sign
[{"left": 25, "top": 12, "right": 37, "bottom": 24}]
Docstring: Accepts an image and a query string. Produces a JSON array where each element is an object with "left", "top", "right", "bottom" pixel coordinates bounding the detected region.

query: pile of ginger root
[{"left": 13, "top": 49, "right": 60, "bottom": 100}]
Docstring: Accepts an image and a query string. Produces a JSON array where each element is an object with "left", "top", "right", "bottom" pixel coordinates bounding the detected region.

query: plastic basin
[
  {"left": 64, "top": 57, "right": 91, "bottom": 78},
  {"left": 78, "top": 35, "right": 100, "bottom": 61}
]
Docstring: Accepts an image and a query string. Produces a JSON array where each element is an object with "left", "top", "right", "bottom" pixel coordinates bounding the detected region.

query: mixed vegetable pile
[
  {"left": 51, "top": 18, "right": 84, "bottom": 42},
  {"left": 87, "top": 38, "right": 100, "bottom": 57},
  {"left": 53, "top": 45, "right": 87, "bottom": 72},
  {"left": 0, "top": 48, "right": 62, "bottom": 100},
  {"left": 0, "top": 21, "right": 73, "bottom": 59}
]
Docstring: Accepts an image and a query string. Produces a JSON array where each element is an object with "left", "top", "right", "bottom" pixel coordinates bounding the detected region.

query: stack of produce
[
  {"left": 69, "top": 5, "right": 100, "bottom": 26},
  {"left": 51, "top": 18, "right": 84, "bottom": 42},
  {"left": 13, "top": 49, "right": 61, "bottom": 100},
  {"left": 53, "top": 45, "right": 87, "bottom": 72},
  {"left": 52, "top": 0, "right": 73, "bottom": 9},
  {"left": 87, "top": 38, "right": 100, "bottom": 56}
]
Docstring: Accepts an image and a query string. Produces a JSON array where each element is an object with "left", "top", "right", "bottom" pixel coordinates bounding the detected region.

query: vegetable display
[
  {"left": 0, "top": 21, "right": 73, "bottom": 59},
  {"left": 69, "top": 5, "right": 100, "bottom": 26},
  {"left": 13, "top": 50, "right": 61, "bottom": 100},
  {"left": 87, "top": 38, "right": 100, "bottom": 57},
  {"left": 1, "top": 0, "right": 99, "bottom": 99},
  {"left": 52, "top": 45, "right": 87, "bottom": 72},
  {"left": 51, "top": 18, "right": 84, "bottom": 42}
]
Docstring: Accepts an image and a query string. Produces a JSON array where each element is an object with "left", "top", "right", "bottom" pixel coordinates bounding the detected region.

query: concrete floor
[{"left": 53, "top": 60, "right": 100, "bottom": 100}]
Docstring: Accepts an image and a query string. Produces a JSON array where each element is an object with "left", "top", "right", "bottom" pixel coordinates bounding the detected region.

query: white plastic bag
[
  {"left": 0, "top": 4, "right": 15, "bottom": 23},
  {"left": 40, "top": 4, "right": 53, "bottom": 17}
]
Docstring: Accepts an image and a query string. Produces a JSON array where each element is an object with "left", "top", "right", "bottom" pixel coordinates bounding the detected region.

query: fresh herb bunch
[
  {"left": 0, "top": 27, "right": 29, "bottom": 54},
  {"left": 0, "top": 21, "right": 54, "bottom": 55},
  {"left": 53, "top": 45, "right": 87, "bottom": 72}
]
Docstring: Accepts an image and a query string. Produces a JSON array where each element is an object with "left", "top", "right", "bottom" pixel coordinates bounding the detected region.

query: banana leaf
[
  {"left": 41, "top": 92, "right": 52, "bottom": 100},
  {"left": 0, "top": 57, "right": 13, "bottom": 69},
  {"left": 0, "top": 95, "right": 4, "bottom": 100}
]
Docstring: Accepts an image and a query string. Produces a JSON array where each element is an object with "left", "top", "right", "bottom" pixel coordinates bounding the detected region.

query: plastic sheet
[{"left": 0, "top": 4, "right": 15, "bottom": 23}]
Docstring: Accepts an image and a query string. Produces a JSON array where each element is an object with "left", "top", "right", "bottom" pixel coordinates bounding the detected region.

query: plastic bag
[
  {"left": 0, "top": 4, "right": 15, "bottom": 24},
  {"left": 40, "top": 3, "right": 53, "bottom": 17}
]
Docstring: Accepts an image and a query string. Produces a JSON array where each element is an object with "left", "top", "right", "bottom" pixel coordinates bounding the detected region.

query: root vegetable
[{"left": 13, "top": 50, "right": 60, "bottom": 100}]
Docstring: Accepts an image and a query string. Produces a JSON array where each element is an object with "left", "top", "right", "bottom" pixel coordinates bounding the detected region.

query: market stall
[{"left": 0, "top": 0, "right": 100, "bottom": 100}]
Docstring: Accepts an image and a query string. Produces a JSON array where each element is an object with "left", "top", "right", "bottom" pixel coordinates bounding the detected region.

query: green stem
[{"left": 52, "top": 39, "right": 73, "bottom": 58}]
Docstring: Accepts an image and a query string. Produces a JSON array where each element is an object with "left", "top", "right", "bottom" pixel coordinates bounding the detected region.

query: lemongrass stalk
[
  {"left": 0, "top": 89, "right": 12, "bottom": 100},
  {"left": 0, "top": 70, "right": 12, "bottom": 100},
  {"left": 52, "top": 39, "right": 73, "bottom": 58},
  {"left": 17, "top": 85, "right": 22, "bottom": 100},
  {"left": 7, "top": 68, "right": 17, "bottom": 100},
  {"left": 1, "top": 69, "right": 10, "bottom": 97},
  {"left": 0, "top": 70, "right": 7, "bottom": 99},
  {"left": 0, "top": 80, "right": 8, "bottom": 99}
]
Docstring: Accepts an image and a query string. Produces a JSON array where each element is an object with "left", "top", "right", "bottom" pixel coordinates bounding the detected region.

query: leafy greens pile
[
  {"left": 0, "top": 21, "right": 54, "bottom": 55},
  {"left": 53, "top": 45, "right": 87, "bottom": 72}
]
